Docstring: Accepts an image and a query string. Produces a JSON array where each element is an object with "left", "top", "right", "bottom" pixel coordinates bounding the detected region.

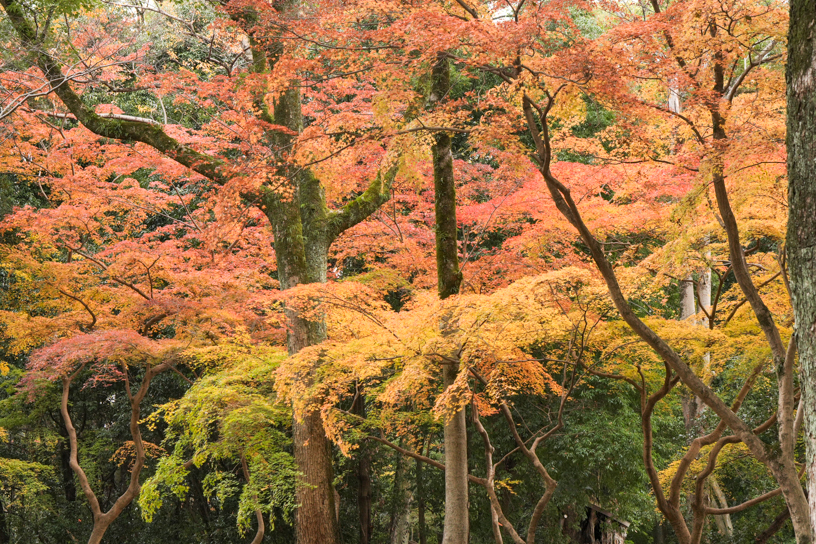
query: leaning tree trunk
[
  {"left": 431, "top": 54, "right": 469, "bottom": 544},
  {"left": 787, "top": 1, "right": 816, "bottom": 540}
]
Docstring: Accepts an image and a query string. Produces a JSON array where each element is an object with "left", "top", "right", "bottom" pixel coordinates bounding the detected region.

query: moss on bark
[{"left": 787, "top": 1, "right": 816, "bottom": 540}]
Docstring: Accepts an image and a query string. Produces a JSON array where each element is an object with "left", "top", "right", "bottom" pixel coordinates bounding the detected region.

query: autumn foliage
[{"left": 0, "top": 0, "right": 805, "bottom": 543}]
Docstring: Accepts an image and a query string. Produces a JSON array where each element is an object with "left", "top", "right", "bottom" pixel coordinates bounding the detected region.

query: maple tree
[
  {"left": 0, "top": 0, "right": 812, "bottom": 543},
  {"left": 299, "top": 1, "right": 801, "bottom": 542},
  {"left": 139, "top": 340, "right": 298, "bottom": 543},
  {"left": 492, "top": 1, "right": 808, "bottom": 542},
  {"left": 274, "top": 270, "right": 609, "bottom": 543},
  {"left": 0, "top": 0, "right": 407, "bottom": 541}
]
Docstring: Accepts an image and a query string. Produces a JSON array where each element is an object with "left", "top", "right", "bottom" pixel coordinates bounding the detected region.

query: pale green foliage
[{"left": 139, "top": 337, "right": 299, "bottom": 533}]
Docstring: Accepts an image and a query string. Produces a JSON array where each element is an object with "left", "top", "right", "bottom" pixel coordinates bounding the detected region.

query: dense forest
[{"left": 1, "top": 0, "right": 815, "bottom": 543}]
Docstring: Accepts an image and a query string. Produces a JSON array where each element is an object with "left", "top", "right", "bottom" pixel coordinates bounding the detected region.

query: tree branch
[
  {"left": 326, "top": 164, "right": 399, "bottom": 242},
  {"left": 0, "top": 0, "right": 228, "bottom": 184}
]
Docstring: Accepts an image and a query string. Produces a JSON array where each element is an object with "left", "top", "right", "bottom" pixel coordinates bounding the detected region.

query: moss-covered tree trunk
[
  {"left": 787, "top": 1, "right": 816, "bottom": 540},
  {"left": 261, "top": 84, "right": 339, "bottom": 544},
  {"left": 431, "top": 54, "right": 468, "bottom": 544}
]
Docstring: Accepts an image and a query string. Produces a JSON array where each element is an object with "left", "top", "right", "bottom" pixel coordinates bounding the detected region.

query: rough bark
[
  {"left": 432, "top": 55, "right": 463, "bottom": 300},
  {"left": 232, "top": 26, "right": 397, "bottom": 542},
  {"left": 787, "top": 0, "right": 816, "bottom": 540},
  {"left": 258, "top": 82, "right": 340, "bottom": 544},
  {"left": 431, "top": 54, "right": 468, "bottom": 544},
  {"left": 292, "top": 409, "right": 338, "bottom": 544}
]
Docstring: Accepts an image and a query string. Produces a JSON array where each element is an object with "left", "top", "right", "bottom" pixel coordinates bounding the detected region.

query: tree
[
  {"left": 0, "top": 0, "right": 808, "bottom": 542},
  {"left": 787, "top": 0, "right": 816, "bottom": 537},
  {"left": 506, "top": 2, "right": 811, "bottom": 542},
  {"left": 140, "top": 339, "right": 298, "bottom": 543},
  {"left": 429, "top": 54, "right": 469, "bottom": 544},
  {"left": 0, "top": 0, "right": 404, "bottom": 541},
  {"left": 341, "top": 0, "right": 800, "bottom": 541}
]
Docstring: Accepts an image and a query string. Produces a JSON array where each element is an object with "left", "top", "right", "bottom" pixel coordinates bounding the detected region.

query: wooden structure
[{"left": 578, "top": 504, "right": 630, "bottom": 544}]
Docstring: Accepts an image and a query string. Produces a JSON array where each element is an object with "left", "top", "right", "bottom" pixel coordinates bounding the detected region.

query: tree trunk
[
  {"left": 265, "top": 85, "right": 339, "bottom": 544},
  {"left": 292, "top": 410, "right": 338, "bottom": 544},
  {"left": 242, "top": 455, "right": 265, "bottom": 544},
  {"left": 432, "top": 57, "right": 462, "bottom": 300},
  {"left": 0, "top": 1, "right": 394, "bottom": 542},
  {"left": 353, "top": 394, "right": 372, "bottom": 544},
  {"left": 61, "top": 438, "right": 77, "bottom": 502},
  {"left": 441, "top": 362, "right": 469, "bottom": 544},
  {"left": 709, "top": 478, "right": 733, "bottom": 538},
  {"left": 787, "top": 1, "right": 816, "bottom": 541},
  {"left": 697, "top": 267, "right": 711, "bottom": 328},
  {"left": 680, "top": 278, "right": 696, "bottom": 321},
  {"left": 390, "top": 475, "right": 413, "bottom": 544},
  {"left": 417, "top": 441, "right": 428, "bottom": 544},
  {"left": 679, "top": 275, "right": 703, "bottom": 435},
  {"left": 0, "top": 500, "right": 8, "bottom": 544},
  {"left": 756, "top": 508, "right": 791, "bottom": 544},
  {"left": 431, "top": 54, "right": 468, "bottom": 544},
  {"left": 388, "top": 445, "right": 412, "bottom": 544},
  {"left": 653, "top": 521, "right": 665, "bottom": 544}
]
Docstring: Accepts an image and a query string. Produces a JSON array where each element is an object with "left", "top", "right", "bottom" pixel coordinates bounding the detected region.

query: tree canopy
[{"left": 0, "top": 0, "right": 812, "bottom": 544}]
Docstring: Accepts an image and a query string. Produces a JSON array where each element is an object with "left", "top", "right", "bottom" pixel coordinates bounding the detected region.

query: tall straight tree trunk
[
  {"left": 430, "top": 54, "right": 468, "bottom": 544},
  {"left": 263, "top": 86, "right": 339, "bottom": 544},
  {"left": 390, "top": 471, "right": 413, "bottom": 544},
  {"left": 697, "top": 267, "right": 734, "bottom": 536},
  {"left": 388, "top": 444, "right": 413, "bottom": 544},
  {"left": 787, "top": 1, "right": 816, "bottom": 540},
  {"left": 441, "top": 363, "right": 469, "bottom": 544},
  {"left": 679, "top": 278, "right": 696, "bottom": 321},
  {"left": 353, "top": 393, "right": 373, "bottom": 544},
  {"left": 416, "top": 435, "right": 429, "bottom": 544}
]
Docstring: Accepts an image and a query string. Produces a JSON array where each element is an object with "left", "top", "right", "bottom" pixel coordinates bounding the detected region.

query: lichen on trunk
[
  {"left": 787, "top": 0, "right": 816, "bottom": 540},
  {"left": 430, "top": 53, "right": 469, "bottom": 544}
]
